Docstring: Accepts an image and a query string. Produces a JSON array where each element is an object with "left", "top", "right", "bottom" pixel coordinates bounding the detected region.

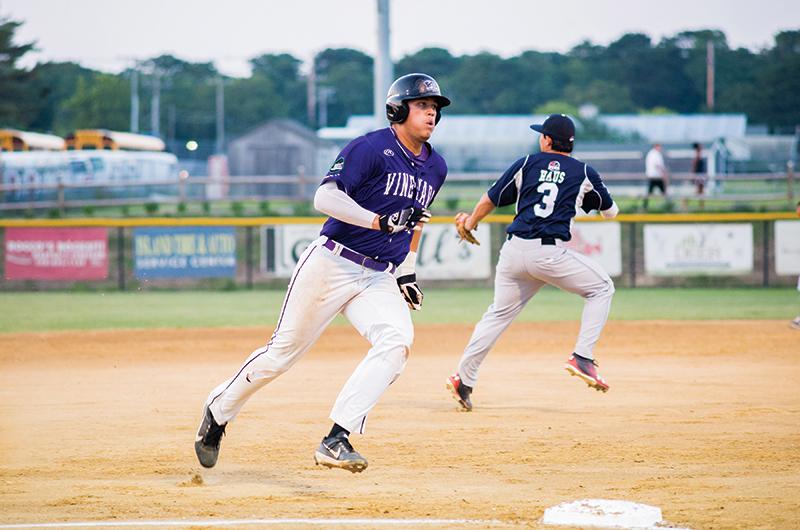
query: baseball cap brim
[{"left": 530, "top": 123, "right": 572, "bottom": 141}]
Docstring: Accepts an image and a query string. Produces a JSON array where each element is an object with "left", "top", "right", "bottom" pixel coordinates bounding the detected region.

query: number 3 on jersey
[{"left": 533, "top": 182, "right": 559, "bottom": 218}]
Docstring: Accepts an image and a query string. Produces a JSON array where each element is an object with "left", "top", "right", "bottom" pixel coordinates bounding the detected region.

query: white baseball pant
[{"left": 206, "top": 236, "right": 413, "bottom": 434}]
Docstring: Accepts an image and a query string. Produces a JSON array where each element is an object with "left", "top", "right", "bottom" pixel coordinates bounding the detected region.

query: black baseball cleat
[
  {"left": 194, "top": 406, "right": 227, "bottom": 468},
  {"left": 446, "top": 373, "right": 473, "bottom": 411},
  {"left": 314, "top": 431, "right": 368, "bottom": 473}
]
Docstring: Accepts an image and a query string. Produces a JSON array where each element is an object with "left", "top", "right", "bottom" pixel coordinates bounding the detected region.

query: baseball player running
[
  {"left": 195, "top": 73, "right": 450, "bottom": 472},
  {"left": 447, "top": 114, "right": 618, "bottom": 411}
]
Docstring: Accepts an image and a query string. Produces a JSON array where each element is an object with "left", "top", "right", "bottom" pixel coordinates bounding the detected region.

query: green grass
[{"left": 1, "top": 287, "right": 797, "bottom": 333}]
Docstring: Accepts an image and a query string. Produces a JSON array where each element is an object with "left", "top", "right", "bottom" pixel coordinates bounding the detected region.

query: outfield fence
[
  {"left": 1, "top": 213, "right": 798, "bottom": 292},
  {"left": 0, "top": 170, "right": 795, "bottom": 213}
]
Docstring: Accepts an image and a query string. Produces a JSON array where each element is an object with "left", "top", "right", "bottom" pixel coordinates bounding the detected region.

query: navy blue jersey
[
  {"left": 487, "top": 152, "right": 613, "bottom": 241},
  {"left": 320, "top": 127, "right": 448, "bottom": 265}
]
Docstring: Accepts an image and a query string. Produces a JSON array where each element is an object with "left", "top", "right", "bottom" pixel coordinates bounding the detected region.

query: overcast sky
[{"left": 2, "top": 0, "right": 797, "bottom": 77}]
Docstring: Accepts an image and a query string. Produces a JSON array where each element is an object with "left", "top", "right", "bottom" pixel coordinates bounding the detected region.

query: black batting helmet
[{"left": 386, "top": 73, "right": 451, "bottom": 125}]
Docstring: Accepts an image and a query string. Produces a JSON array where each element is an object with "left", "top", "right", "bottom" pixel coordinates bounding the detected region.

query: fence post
[
  {"left": 296, "top": 166, "right": 307, "bottom": 202},
  {"left": 178, "top": 171, "right": 187, "bottom": 205},
  {"left": 57, "top": 178, "right": 65, "bottom": 215},
  {"left": 762, "top": 221, "right": 770, "bottom": 287},
  {"left": 628, "top": 221, "right": 637, "bottom": 288},
  {"left": 117, "top": 226, "right": 126, "bottom": 291},
  {"left": 787, "top": 161, "right": 795, "bottom": 202},
  {"left": 245, "top": 226, "right": 253, "bottom": 289}
]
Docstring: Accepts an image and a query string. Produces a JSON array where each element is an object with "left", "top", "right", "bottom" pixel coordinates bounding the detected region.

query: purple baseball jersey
[{"left": 320, "top": 127, "right": 448, "bottom": 265}]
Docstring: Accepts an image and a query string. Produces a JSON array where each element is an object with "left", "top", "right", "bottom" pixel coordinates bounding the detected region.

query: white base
[{"left": 543, "top": 499, "right": 663, "bottom": 528}]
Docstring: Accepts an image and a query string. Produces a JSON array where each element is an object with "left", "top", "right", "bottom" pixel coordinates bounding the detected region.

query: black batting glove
[
  {"left": 378, "top": 206, "right": 431, "bottom": 234},
  {"left": 397, "top": 273, "right": 423, "bottom": 310}
]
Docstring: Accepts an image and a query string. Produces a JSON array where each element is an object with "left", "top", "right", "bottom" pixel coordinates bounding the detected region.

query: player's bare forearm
[
  {"left": 465, "top": 193, "right": 496, "bottom": 231},
  {"left": 409, "top": 228, "right": 422, "bottom": 252}
]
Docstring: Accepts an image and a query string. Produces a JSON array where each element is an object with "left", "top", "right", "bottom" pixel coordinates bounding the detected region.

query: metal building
[{"left": 228, "top": 119, "right": 337, "bottom": 177}]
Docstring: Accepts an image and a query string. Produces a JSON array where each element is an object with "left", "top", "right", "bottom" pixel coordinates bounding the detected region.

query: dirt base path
[{"left": 1, "top": 321, "right": 798, "bottom": 529}]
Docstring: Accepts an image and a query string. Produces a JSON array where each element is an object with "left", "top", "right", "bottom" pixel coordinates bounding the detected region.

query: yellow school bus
[
  {"left": 0, "top": 129, "right": 65, "bottom": 152},
  {"left": 65, "top": 130, "right": 165, "bottom": 151}
]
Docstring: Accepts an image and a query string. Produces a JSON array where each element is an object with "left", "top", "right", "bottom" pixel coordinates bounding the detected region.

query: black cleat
[
  {"left": 447, "top": 373, "right": 473, "bottom": 411},
  {"left": 194, "top": 406, "right": 227, "bottom": 468},
  {"left": 313, "top": 431, "right": 368, "bottom": 473}
]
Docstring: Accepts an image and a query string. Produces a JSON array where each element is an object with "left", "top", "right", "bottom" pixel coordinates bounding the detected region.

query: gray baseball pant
[{"left": 457, "top": 236, "right": 615, "bottom": 387}]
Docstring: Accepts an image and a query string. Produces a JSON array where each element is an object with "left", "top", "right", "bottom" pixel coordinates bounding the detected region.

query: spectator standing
[
  {"left": 643, "top": 143, "right": 669, "bottom": 210},
  {"left": 692, "top": 142, "right": 707, "bottom": 209}
]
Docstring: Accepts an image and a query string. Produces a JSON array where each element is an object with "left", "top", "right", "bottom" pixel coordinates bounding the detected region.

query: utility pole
[
  {"left": 307, "top": 55, "right": 317, "bottom": 129},
  {"left": 318, "top": 87, "right": 335, "bottom": 128},
  {"left": 706, "top": 40, "right": 715, "bottom": 111},
  {"left": 151, "top": 72, "right": 161, "bottom": 136},
  {"left": 130, "top": 68, "right": 139, "bottom": 133},
  {"left": 215, "top": 76, "right": 225, "bottom": 154},
  {"left": 374, "top": 0, "right": 393, "bottom": 129}
]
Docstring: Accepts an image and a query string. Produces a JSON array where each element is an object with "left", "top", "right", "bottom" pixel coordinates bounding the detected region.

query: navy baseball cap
[{"left": 530, "top": 114, "right": 575, "bottom": 142}]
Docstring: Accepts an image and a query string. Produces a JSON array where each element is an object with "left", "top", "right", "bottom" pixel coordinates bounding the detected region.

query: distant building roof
[
  {"left": 337, "top": 114, "right": 551, "bottom": 146},
  {"left": 232, "top": 118, "right": 327, "bottom": 146},
  {"left": 598, "top": 114, "right": 747, "bottom": 143},
  {"left": 317, "top": 126, "right": 370, "bottom": 142},
  {"left": 316, "top": 113, "right": 749, "bottom": 172},
  {"left": 321, "top": 113, "right": 747, "bottom": 145}
]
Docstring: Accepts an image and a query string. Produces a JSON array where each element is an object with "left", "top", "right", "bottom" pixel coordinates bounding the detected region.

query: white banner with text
[
  {"left": 262, "top": 223, "right": 492, "bottom": 279},
  {"left": 567, "top": 222, "right": 622, "bottom": 277},
  {"left": 643, "top": 223, "right": 753, "bottom": 275},
  {"left": 774, "top": 220, "right": 800, "bottom": 275}
]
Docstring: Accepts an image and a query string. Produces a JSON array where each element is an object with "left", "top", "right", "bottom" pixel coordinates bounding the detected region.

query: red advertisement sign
[{"left": 5, "top": 227, "right": 109, "bottom": 280}]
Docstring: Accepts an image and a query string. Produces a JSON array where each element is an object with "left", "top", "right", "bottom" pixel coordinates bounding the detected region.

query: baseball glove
[
  {"left": 580, "top": 190, "right": 602, "bottom": 214},
  {"left": 454, "top": 212, "right": 480, "bottom": 245}
]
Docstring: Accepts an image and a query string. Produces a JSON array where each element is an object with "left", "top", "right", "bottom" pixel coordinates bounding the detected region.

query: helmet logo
[
  {"left": 548, "top": 161, "right": 561, "bottom": 171},
  {"left": 383, "top": 149, "right": 395, "bottom": 157},
  {"left": 418, "top": 79, "right": 439, "bottom": 94}
]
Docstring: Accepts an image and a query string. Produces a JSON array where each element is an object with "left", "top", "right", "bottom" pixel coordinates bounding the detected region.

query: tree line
[{"left": 1, "top": 17, "right": 798, "bottom": 151}]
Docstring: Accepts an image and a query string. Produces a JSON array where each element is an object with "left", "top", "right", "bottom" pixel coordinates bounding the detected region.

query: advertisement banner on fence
[
  {"left": 643, "top": 223, "right": 753, "bottom": 275},
  {"left": 774, "top": 220, "right": 800, "bottom": 275},
  {"left": 262, "top": 223, "right": 491, "bottom": 279},
  {"left": 415, "top": 223, "right": 491, "bottom": 279},
  {"left": 268, "top": 224, "right": 322, "bottom": 277},
  {"left": 133, "top": 226, "right": 236, "bottom": 279},
  {"left": 4, "top": 227, "right": 108, "bottom": 280},
  {"left": 567, "top": 222, "right": 622, "bottom": 276}
]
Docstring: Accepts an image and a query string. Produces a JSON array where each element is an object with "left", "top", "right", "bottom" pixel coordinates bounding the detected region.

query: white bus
[{"left": 1, "top": 149, "right": 178, "bottom": 202}]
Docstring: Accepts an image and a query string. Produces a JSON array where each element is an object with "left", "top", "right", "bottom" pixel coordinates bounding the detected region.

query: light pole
[
  {"left": 374, "top": 0, "right": 393, "bottom": 129},
  {"left": 318, "top": 86, "right": 335, "bottom": 129},
  {"left": 150, "top": 71, "right": 161, "bottom": 137},
  {"left": 706, "top": 40, "right": 715, "bottom": 111},
  {"left": 130, "top": 68, "right": 139, "bottom": 133}
]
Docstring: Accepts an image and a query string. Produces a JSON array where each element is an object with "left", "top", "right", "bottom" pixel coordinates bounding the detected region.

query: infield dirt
[{"left": 1, "top": 321, "right": 798, "bottom": 529}]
